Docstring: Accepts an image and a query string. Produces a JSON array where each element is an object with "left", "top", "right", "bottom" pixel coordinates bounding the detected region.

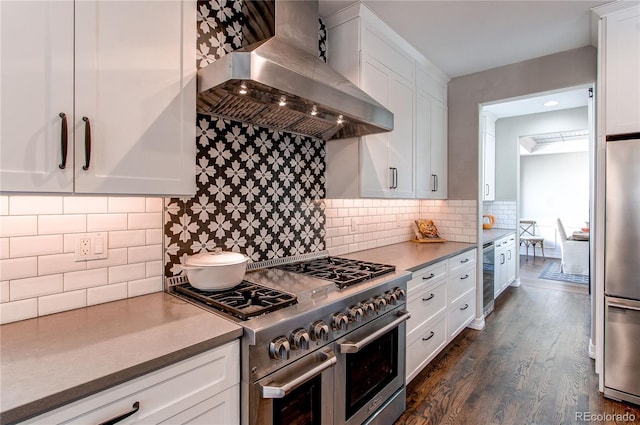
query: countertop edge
[
  {"left": 1, "top": 327, "right": 242, "bottom": 425},
  {"left": 404, "top": 244, "right": 477, "bottom": 272}
]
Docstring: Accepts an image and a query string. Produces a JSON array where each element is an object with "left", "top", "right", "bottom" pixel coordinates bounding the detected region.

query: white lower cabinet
[
  {"left": 495, "top": 233, "right": 516, "bottom": 298},
  {"left": 22, "top": 340, "right": 240, "bottom": 425},
  {"left": 406, "top": 249, "right": 477, "bottom": 383}
]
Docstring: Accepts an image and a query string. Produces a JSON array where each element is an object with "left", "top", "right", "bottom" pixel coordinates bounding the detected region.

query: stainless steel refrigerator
[{"left": 604, "top": 132, "right": 640, "bottom": 405}]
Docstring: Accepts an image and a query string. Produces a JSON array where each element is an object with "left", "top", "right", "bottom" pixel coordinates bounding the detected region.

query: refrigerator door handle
[{"left": 608, "top": 299, "right": 640, "bottom": 312}]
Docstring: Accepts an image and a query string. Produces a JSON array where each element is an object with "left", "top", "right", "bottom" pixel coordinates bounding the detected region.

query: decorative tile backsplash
[
  {"left": 164, "top": 115, "right": 326, "bottom": 276},
  {"left": 0, "top": 196, "right": 163, "bottom": 324}
]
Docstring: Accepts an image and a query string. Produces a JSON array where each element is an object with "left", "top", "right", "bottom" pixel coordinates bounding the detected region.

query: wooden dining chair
[{"left": 519, "top": 219, "right": 545, "bottom": 260}]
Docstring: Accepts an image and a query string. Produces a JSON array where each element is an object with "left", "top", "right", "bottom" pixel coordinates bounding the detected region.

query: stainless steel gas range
[{"left": 167, "top": 252, "right": 411, "bottom": 425}]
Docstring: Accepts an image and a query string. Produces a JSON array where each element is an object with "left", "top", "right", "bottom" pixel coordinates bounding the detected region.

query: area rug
[{"left": 539, "top": 261, "right": 589, "bottom": 285}]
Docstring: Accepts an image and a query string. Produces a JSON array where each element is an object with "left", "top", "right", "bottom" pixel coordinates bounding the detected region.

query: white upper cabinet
[
  {"left": 481, "top": 111, "right": 496, "bottom": 201},
  {"left": 600, "top": 4, "right": 640, "bottom": 134},
  {"left": 324, "top": 3, "right": 448, "bottom": 199},
  {"left": 1, "top": 0, "right": 197, "bottom": 196}
]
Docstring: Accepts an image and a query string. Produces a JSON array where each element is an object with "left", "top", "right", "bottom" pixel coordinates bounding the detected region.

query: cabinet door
[
  {"left": 429, "top": 99, "right": 447, "bottom": 198},
  {"left": 387, "top": 75, "right": 415, "bottom": 197},
  {"left": 506, "top": 239, "right": 516, "bottom": 284},
  {"left": 0, "top": 0, "right": 74, "bottom": 192},
  {"left": 494, "top": 245, "right": 506, "bottom": 296},
  {"left": 360, "top": 53, "right": 391, "bottom": 198},
  {"left": 604, "top": 5, "right": 640, "bottom": 134},
  {"left": 483, "top": 132, "right": 495, "bottom": 201},
  {"left": 74, "top": 0, "right": 196, "bottom": 196}
]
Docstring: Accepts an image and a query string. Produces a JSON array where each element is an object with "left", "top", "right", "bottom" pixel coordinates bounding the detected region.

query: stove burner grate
[
  {"left": 173, "top": 280, "right": 297, "bottom": 321},
  {"left": 277, "top": 257, "right": 395, "bottom": 288}
]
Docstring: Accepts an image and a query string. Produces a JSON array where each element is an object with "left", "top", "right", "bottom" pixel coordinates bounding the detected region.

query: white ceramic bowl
[{"left": 180, "top": 249, "right": 248, "bottom": 291}]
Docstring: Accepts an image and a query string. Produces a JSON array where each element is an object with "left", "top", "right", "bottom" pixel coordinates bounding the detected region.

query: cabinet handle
[
  {"left": 82, "top": 116, "right": 91, "bottom": 170},
  {"left": 507, "top": 250, "right": 512, "bottom": 260},
  {"left": 98, "top": 401, "right": 140, "bottom": 425},
  {"left": 58, "top": 113, "right": 68, "bottom": 169},
  {"left": 460, "top": 303, "right": 469, "bottom": 311},
  {"left": 422, "top": 293, "right": 435, "bottom": 302},
  {"left": 422, "top": 331, "right": 435, "bottom": 341},
  {"left": 485, "top": 184, "right": 489, "bottom": 196},
  {"left": 388, "top": 167, "right": 398, "bottom": 189},
  {"left": 431, "top": 174, "right": 438, "bottom": 192},
  {"left": 460, "top": 274, "right": 469, "bottom": 280},
  {"left": 460, "top": 258, "right": 470, "bottom": 264},
  {"left": 501, "top": 253, "right": 505, "bottom": 265},
  {"left": 422, "top": 273, "right": 435, "bottom": 280}
]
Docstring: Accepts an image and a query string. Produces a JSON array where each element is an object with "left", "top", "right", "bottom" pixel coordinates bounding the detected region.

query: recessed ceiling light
[{"left": 544, "top": 100, "right": 559, "bottom": 107}]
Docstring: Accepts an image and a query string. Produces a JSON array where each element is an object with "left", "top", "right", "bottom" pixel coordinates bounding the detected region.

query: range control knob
[
  {"left": 269, "top": 336, "right": 290, "bottom": 360},
  {"left": 362, "top": 301, "right": 376, "bottom": 317},
  {"left": 384, "top": 291, "right": 398, "bottom": 305},
  {"left": 332, "top": 312, "right": 349, "bottom": 331},
  {"left": 374, "top": 297, "right": 387, "bottom": 311},
  {"left": 310, "top": 320, "right": 330, "bottom": 341},
  {"left": 290, "top": 328, "right": 311, "bottom": 350},
  {"left": 348, "top": 305, "right": 364, "bottom": 322},
  {"left": 394, "top": 288, "right": 406, "bottom": 301}
]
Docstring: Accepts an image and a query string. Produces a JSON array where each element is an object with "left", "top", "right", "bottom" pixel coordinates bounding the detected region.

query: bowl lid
[{"left": 184, "top": 249, "right": 247, "bottom": 266}]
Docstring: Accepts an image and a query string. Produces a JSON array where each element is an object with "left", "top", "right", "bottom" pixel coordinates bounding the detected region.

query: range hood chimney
[{"left": 197, "top": 0, "right": 394, "bottom": 140}]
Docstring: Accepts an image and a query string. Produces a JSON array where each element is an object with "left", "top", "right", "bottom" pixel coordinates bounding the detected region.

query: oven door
[
  {"left": 250, "top": 348, "right": 336, "bottom": 425},
  {"left": 335, "top": 309, "right": 409, "bottom": 425}
]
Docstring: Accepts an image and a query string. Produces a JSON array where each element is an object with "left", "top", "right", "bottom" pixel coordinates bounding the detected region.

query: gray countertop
[
  {"left": 0, "top": 292, "right": 242, "bottom": 424},
  {"left": 482, "top": 228, "right": 516, "bottom": 244},
  {"left": 342, "top": 240, "right": 476, "bottom": 272}
]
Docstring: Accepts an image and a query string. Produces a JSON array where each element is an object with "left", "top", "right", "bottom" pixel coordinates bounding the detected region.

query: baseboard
[
  {"left": 468, "top": 317, "right": 485, "bottom": 330},
  {"left": 589, "top": 339, "right": 596, "bottom": 359},
  {"left": 510, "top": 277, "right": 521, "bottom": 287}
]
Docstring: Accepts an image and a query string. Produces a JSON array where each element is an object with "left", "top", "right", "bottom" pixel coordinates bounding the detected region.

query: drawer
[
  {"left": 406, "top": 315, "right": 447, "bottom": 383},
  {"left": 407, "top": 279, "right": 447, "bottom": 336},
  {"left": 448, "top": 292, "right": 476, "bottom": 339},
  {"left": 408, "top": 260, "right": 447, "bottom": 292},
  {"left": 448, "top": 266, "right": 476, "bottom": 305},
  {"left": 24, "top": 341, "right": 240, "bottom": 425},
  {"left": 448, "top": 249, "right": 476, "bottom": 273}
]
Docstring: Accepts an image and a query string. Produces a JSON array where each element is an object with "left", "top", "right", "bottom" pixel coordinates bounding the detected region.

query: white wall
[{"left": 520, "top": 152, "right": 589, "bottom": 258}]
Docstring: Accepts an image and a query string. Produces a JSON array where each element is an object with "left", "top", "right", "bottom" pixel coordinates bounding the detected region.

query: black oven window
[
  {"left": 345, "top": 328, "right": 399, "bottom": 418},
  {"left": 273, "top": 374, "right": 321, "bottom": 425}
]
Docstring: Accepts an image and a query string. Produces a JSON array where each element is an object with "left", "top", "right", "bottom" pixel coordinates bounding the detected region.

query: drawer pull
[
  {"left": 460, "top": 303, "right": 469, "bottom": 311},
  {"left": 460, "top": 274, "right": 469, "bottom": 280},
  {"left": 98, "top": 401, "right": 140, "bottom": 425},
  {"left": 422, "top": 273, "right": 435, "bottom": 280},
  {"left": 460, "top": 258, "right": 470, "bottom": 263},
  {"left": 422, "top": 331, "right": 435, "bottom": 341},
  {"left": 422, "top": 293, "right": 435, "bottom": 302}
]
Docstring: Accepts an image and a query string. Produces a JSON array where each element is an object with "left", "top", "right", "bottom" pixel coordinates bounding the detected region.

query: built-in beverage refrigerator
[{"left": 604, "top": 132, "right": 640, "bottom": 405}]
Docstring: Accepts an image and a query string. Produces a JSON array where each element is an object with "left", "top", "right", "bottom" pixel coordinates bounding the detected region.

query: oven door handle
[
  {"left": 260, "top": 350, "right": 337, "bottom": 399},
  {"left": 339, "top": 310, "right": 410, "bottom": 354}
]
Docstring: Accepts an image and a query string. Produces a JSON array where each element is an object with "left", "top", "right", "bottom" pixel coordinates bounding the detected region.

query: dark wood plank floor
[{"left": 396, "top": 257, "right": 640, "bottom": 425}]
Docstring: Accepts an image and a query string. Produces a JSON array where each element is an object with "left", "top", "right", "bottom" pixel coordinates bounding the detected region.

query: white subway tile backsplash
[
  {"left": 108, "top": 263, "right": 146, "bottom": 284},
  {"left": 128, "top": 244, "right": 162, "bottom": 263},
  {"left": 108, "top": 197, "right": 146, "bottom": 213},
  {"left": 10, "top": 274, "right": 63, "bottom": 301},
  {"left": 63, "top": 196, "right": 108, "bottom": 214},
  {"left": 0, "top": 238, "right": 8, "bottom": 259},
  {"left": 1, "top": 281, "right": 8, "bottom": 303},
  {"left": 87, "top": 283, "right": 127, "bottom": 306},
  {"left": 145, "top": 229, "right": 163, "bottom": 246},
  {"left": 128, "top": 277, "right": 162, "bottom": 298},
  {"left": 86, "top": 248, "right": 128, "bottom": 270},
  {"left": 0, "top": 215, "right": 38, "bottom": 237},
  {"left": 39, "top": 253, "right": 87, "bottom": 275},
  {"left": 38, "top": 290, "right": 87, "bottom": 316},
  {"left": 0, "top": 299, "right": 38, "bottom": 324},
  {"left": 38, "top": 215, "right": 86, "bottom": 235},
  {"left": 10, "top": 235, "right": 63, "bottom": 258},
  {"left": 145, "top": 198, "right": 163, "bottom": 213},
  {"left": 87, "top": 214, "right": 127, "bottom": 232},
  {"left": 0, "top": 196, "right": 8, "bottom": 215},
  {"left": 128, "top": 212, "right": 162, "bottom": 230},
  {"left": 64, "top": 268, "right": 108, "bottom": 291},
  {"left": 145, "top": 260, "right": 163, "bottom": 278},
  {"left": 108, "top": 230, "right": 146, "bottom": 248},
  {"left": 10, "top": 196, "right": 63, "bottom": 215},
  {"left": 0, "top": 257, "right": 38, "bottom": 281}
]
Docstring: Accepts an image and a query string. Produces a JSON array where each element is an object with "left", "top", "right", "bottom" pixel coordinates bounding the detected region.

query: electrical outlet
[{"left": 75, "top": 233, "right": 108, "bottom": 261}]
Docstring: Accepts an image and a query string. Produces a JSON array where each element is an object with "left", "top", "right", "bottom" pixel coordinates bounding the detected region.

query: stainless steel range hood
[{"left": 197, "top": 0, "right": 393, "bottom": 140}]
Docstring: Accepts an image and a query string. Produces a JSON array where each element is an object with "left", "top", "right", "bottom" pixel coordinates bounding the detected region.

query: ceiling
[{"left": 318, "top": 0, "right": 609, "bottom": 79}]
